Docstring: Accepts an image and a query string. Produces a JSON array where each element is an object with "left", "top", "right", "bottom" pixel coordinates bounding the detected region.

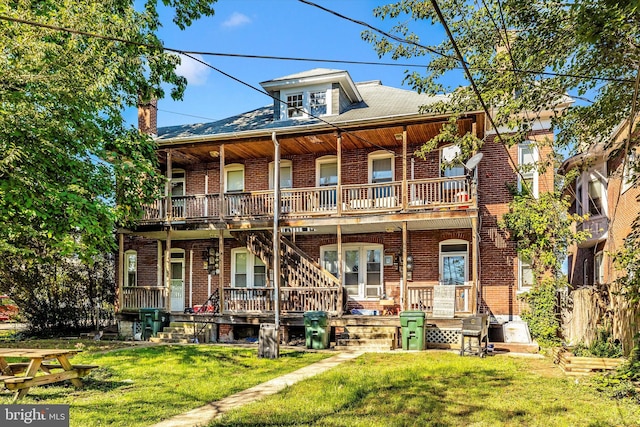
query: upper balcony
[
  {"left": 139, "top": 176, "right": 476, "bottom": 225},
  {"left": 577, "top": 215, "right": 608, "bottom": 248}
]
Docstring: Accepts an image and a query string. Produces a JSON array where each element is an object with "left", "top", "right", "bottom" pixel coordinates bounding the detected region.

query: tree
[
  {"left": 0, "top": 0, "right": 217, "bottom": 262},
  {"left": 363, "top": 0, "right": 639, "bottom": 154}
]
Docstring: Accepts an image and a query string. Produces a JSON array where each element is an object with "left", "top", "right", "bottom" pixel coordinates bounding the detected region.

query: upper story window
[
  {"left": 622, "top": 150, "right": 636, "bottom": 193},
  {"left": 287, "top": 93, "right": 304, "bottom": 118},
  {"left": 518, "top": 142, "right": 538, "bottom": 197},
  {"left": 310, "top": 91, "right": 327, "bottom": 116},
  {"left": 269, "top": 160, "right": 293, "bottom": 189},
  {"left": 316, "top": 156, "right": 338, "bottom": 186},
  {"left": 369, "top": 151, "right": 394, "bottom": 183},
  {"left": 282, "top": 86, "right": 331, "bottom": 120},
  {"left": 124, "top": 250, "right": 137, "bottom": 287},
  {"left": 440, "top": 145, "right": 465, "bottom": 178},
  {"left": 225, "top": 163, "right": 244, "bottom": 193},
  {"left": 171, "top": 169, "right": 185, "bottom": 197},
  {"left": 576, "top": 166, "right": 606, "bottom": 217}
]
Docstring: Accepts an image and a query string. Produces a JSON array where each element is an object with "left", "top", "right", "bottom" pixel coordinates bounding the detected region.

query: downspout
[{"left": 272, "top": 132, "right": 281, "bottom": 358}]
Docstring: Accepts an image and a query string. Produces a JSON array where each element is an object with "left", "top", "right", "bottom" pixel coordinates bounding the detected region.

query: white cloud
[
  {"left": 175, "top": 54, "right": 210, "bottom": 86},
  {"left": 222, "top": 12, "right": 251, "bottom": 28}
]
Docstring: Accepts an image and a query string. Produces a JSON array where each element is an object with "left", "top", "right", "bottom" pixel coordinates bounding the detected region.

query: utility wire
[{"left": 0, "top": 13, "right": 632, "bottom": 85}]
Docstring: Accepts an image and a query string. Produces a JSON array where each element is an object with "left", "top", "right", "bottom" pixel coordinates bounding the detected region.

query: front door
[{"left": 170, "top": 251, "right": 185, "bottom": 312}]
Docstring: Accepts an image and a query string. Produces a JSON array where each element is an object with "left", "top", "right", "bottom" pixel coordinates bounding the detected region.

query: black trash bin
[{"left": 303, "top": 311, "right": 329, "bottom": 349}]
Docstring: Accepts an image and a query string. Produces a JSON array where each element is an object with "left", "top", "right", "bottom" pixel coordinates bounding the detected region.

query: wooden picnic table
[{"left": 0, "top": 348, "right": 97, "bottom": 400}]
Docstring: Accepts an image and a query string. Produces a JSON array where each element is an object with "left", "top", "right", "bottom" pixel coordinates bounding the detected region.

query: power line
[
  {"left": 296, "top": 0, "right": 634, "bottom": 85},
  {"left": 0, "top": 13, "right": 632, "bottom": 85}
]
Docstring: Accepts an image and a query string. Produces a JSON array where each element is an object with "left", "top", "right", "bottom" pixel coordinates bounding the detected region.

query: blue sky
[{"left": 136, "top": 0, "right": 457, "bottom": 129}]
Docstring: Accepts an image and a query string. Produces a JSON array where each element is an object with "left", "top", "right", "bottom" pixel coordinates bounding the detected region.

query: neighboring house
[
  {"left": 561, "top": 118, "right": 640, "bottom": 353},
  {"left": 117, "top": 68, "right": 560, "bottom": 347}
]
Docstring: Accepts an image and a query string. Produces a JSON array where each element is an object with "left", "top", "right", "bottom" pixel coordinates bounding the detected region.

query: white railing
[
  {"left": 122, "top": 287, "right": 165, "bottom": 310},
  {"left": 406, "top": 282, "right": 472, "bottom": 314},
  {"left": 222, "top": 286, "right": 339, "bottom": 313}
]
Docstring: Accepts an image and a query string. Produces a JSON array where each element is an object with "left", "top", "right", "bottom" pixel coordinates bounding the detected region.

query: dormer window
[
  {"left": 310, "top": 91, "right": 327, "bottom": 116},
  {"left": 287, "top": 93, "right": 304, "bottom": 118}
]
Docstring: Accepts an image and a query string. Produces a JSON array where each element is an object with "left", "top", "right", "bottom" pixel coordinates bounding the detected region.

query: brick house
[
  {"left": 117, "top": 68, "right": 560, "bottom": 347},
  {"left": 561, "top": 118, "right": 639, "bottom": 353}
]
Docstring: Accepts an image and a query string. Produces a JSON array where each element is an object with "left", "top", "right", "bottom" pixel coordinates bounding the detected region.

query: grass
[
  {"left": 0, "top": 343, "right": 330, "bottom": 427},
  {"left": 209, "top": 352, "right": 640, "bottom": 427}
]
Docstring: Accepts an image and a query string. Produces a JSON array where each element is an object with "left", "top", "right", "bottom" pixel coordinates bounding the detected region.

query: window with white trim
[
  {"left": 269, "top": 160, "right": 292, "bottom": 189},
  {"left": 518, "top": 255, "right": 534, "bottom": 291},
  {"left": 224, "top": 164, "right": 244, "bottom": 193},
  {"left": 439, "top": 240, "right": 468, "bottom": 285},
  {"left": 320, "top": 244, "right": 383, "bottom": 299},
  {"left": 576, "top": 167, "right": 606, "bottom": 217},
  {"left": 310, "top": 91, "right": 327, "bottom": 116},
  {"left": 231, "top": 248, "right": 267, "bottom": 288},
  {"left": 440, "top": 145, "right": 465, "bottom": 178},
  {"left": 594, "top": 252, "right": 604, "bottom": 285},
  {"left": 287, "top": 93, "right": 303, "bottom": 118},
  {"left": 171, "top": 169, "right": 185, "bottom": 197},
  {"left": 518, "top": 142, "right": 538, "bottom": 197},
  {"left": 368, "top": 151, "right": 394, "bottom": 183},
  {"left": 316, "top": 156, "right": 338, "bottom": 186},
  {"left": 124, "top": 250, "right": 137, "bottom": 287},
  {"left": 622, "top": 150, "right": 637, "bottom": 193}
]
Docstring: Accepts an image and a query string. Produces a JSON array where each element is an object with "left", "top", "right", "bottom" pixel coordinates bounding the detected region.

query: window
[
  {"left": 287, "top": 93, "right": 303, "bottom": 118},
  {"left": 440, "top": 145, "right": 465, "bottom": 178},
  {"left": 518, "top": 255, "right": 534, "bottom": 291},
  {"left": 171, "top": 169, "right": 185, "bottom": 197},
  {"left": 124, "top": 250, "right": 137, "bottom": 287},
  {"left": 320, "top": 244, "right": 383, "bottom": 299},
  {"left": 224, "top": 164, "right": 244, "bottom": 193},
  {"left": 518, "top": 142, "right": 538, "bottom": 197},
  {"left": 439, "top": 240, "right": 468, "bottom": 286},
  {"left": 316, "top": 156, "right": 337, "bottom": 209},
  {"left": 576, "top": 169, "right": 606, "bottom": 217},
  {"left": 369, "top": 151, "right": 394, "bottom": 183},
  {"left": 310, "top": 91, "right": 327, "bottom": 116},
  {"left": 594, "top": 252, "right": 604, "bottom": 285},
  {"left": 231, "top": 249, "right": 267, "bottom": 288},
  {"left": 317, "top": 156, "right": 338, "bottom": 186},
  {"left": 269, "top": 160, "right": 292, "bottom": 189},
  {"left": 622, "top": 150, "right": 637, "bottom": 193},
  {"left": 583, "top": 258, "right": 590, "bottom": 285}
]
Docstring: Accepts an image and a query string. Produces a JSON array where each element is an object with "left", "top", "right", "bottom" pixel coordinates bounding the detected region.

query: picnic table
[{"left": 0, "top": 348, "right": 97, "bottom": 400}]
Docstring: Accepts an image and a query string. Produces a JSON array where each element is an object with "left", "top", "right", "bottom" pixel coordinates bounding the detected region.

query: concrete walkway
[{"left": 149, "top": 351, "right": 364, "bottom": 427}]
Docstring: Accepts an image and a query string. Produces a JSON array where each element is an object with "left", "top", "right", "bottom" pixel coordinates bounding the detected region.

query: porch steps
[
  {"left": 334, "top": 325, "right": 398, "bottom": 351},
  {"left": 149, "top": 321, "right": 215, "bottom": 344}
]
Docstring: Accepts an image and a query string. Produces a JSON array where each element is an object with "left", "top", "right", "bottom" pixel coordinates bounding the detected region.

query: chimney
[{"left": 138, "top": 98, "right": 158, "bottom": 136}]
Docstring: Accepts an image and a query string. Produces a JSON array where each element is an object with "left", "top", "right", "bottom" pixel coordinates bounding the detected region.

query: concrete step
[
  {"left": 336, "top": 338, "right": 396, "bottom": 351},
  {"left": 149, "top": 337, "right": 192, "bottom": 344},
  {"left": 341, "top": 331, "right": 396, "bottom": 340},
  {"left": 156, "top": 332, "right": 193, "bottom": 340}
]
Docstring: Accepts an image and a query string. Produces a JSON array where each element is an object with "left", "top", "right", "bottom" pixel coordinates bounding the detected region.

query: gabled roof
[{"left": 157, "top": 77, "right": 450, "bottom": 142}]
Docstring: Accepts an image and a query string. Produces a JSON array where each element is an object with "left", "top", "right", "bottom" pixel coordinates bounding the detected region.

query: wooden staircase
[{"left": 233, "top": 231, "right": 342, "bottom": 313}]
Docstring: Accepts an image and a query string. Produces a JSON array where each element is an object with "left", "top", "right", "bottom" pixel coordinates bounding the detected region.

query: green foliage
[
  {"left": 519, "top": 277, "right": 562, "bottom": 346},
  {"left": 612, "top": 229, "right": 640, "bottom": 302},
  {"left": 0, "top": 245, "right": 115, "bottom": 334},
  {"left": 572, "top": 328, "right": 624, "bottom": 358},
  {"left": 0, "top": 0, "right": 216, "bottom": 261},
  {"left": 500, "top": 191, "right": 589, "bottom": 277}
]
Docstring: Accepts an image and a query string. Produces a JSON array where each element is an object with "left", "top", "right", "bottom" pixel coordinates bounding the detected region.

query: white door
[{"left": 170, "top": 253, "right": 185, "bottom": 312}]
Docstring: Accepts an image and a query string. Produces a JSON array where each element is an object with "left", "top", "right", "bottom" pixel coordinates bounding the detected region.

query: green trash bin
[
  {"left": 139, "top": 308, "right": 165, "bottom": 339},
  {"left": 400, "top": 310, "right": 426, "bottom": 350},
  {"left": 303, "top": 311, "right": 329, "bottom": 349}
]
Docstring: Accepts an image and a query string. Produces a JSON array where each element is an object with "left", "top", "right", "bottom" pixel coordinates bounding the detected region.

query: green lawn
[
  {"left": 209, "top": 352, "right": 640, "bottom": 427},
  {"left": 0, "top": 344, "right": 329, "bottom": 427}
]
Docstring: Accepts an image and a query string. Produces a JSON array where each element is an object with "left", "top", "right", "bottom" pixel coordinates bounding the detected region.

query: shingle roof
[{"left": 157, "top": 80, "right": 449, "bottom": 141}]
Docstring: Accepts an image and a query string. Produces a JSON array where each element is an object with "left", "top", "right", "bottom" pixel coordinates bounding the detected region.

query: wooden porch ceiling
[{"left": 158, "top": 118, "right": 477, "bottom": 167}]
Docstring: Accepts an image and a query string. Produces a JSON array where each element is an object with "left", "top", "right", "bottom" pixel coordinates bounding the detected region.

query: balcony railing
[
  {"left": 577, "top": 215, "right": 608, "bottom": 246},
  {"left": 222, "top": 286, "right": 340, "bottom": 314},
  {"left": 139, "top": 177, "right": 474, "bottom": 223},
  {"left": 406, "top": 282, "right": 472, "bottom": 315},
  {"left": 122, "top": 286, "right": 165, "bottom": 311}
]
